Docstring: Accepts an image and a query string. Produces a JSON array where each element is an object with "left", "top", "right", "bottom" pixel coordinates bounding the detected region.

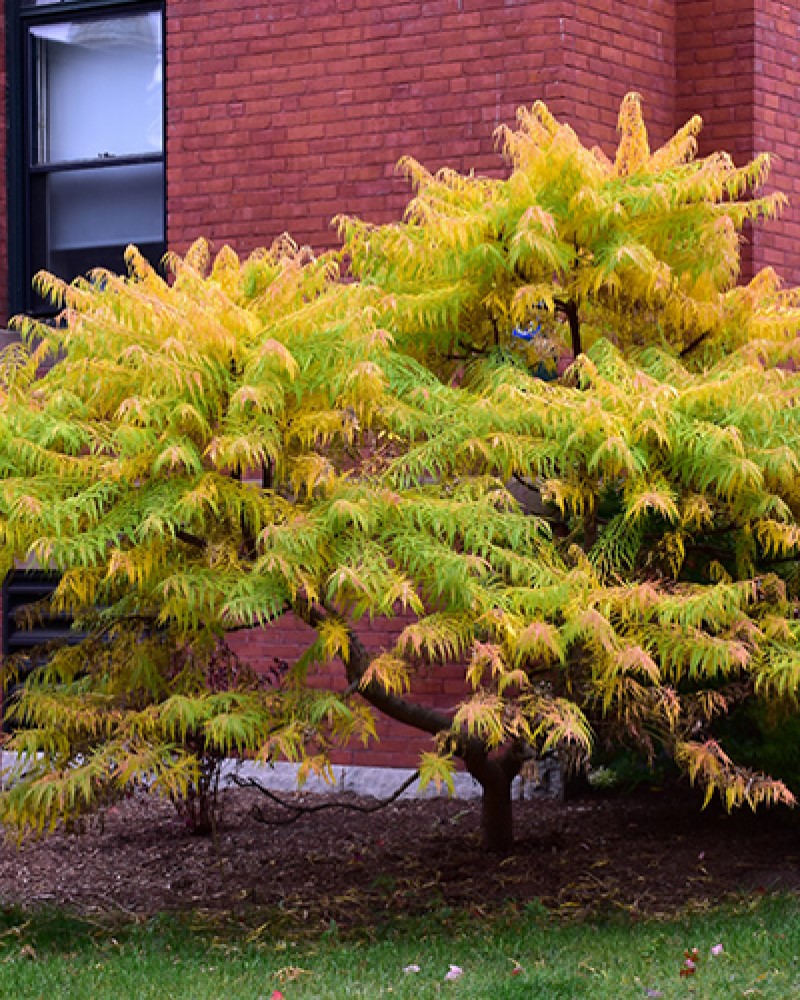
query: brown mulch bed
[{"left": 0, "top": 785, "right": 797, "bottom": 930}]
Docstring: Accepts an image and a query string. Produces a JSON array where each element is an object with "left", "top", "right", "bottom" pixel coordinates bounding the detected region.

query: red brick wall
[
  {"left": 165, "top": 0, "right": 684, "bottom": 259},
  {"left": 752, "top": 0, "right": 800, "bottom": 286},
  {"left": 675, "top": 0, "right": 757, "bottom": 278},
  {"left": 674, "top": 0, "right": 800, "bottom": 285},
  {"left": 165, "top": 0, "right": 567, "bottom": 257},
  {"left": 2, "top": 2, "right": 798, "bottom": 318},
  {"left": 559, "top": 0, "right": 676, "bottom": 153},
  {"left": 675, "top": 0, "right": 755, "bottom": 165},
  {"left": 226, "top": 614, "right": 466, "bottom": 769}
]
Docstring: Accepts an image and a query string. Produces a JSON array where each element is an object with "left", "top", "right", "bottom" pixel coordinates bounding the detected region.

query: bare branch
[
  {"left": 175, "top": 529, "right": 208, "bottom": 550},
  {"left": 232, "top": 769, "right": 421, "bottom": 826},
  {"left": 679, "top": 332, "right": 709, "bottom": 359}
]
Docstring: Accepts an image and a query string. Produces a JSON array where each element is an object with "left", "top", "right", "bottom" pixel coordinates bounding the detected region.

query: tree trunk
[
  {"left": 466, "top": 752, "right": 516, "bottom": 852},
  {"left": 480, "top": 764, "right": 515, "bottom": 852},
  {"left": 325, "top": 612, "right": 522, "bottom": 853}
]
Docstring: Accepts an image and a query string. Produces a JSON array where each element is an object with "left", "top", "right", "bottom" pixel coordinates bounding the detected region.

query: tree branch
[
  {"left": 298, "top": 600, "right": 488, "bottom": 759},
  {"left": 500, "top": 738, "right": 535, "bottom": 781},
  {"left": 175, "top": 529, "right": 208, "bottom": 550},
  {"left": 756, "top": 553, "right": 800, "bottom": 567},
  {"left": 232, "top": 769, "right": 421, "bottom": 826},
  {"left": 680, "top": 332, "right": 709, "bottom": 359},
  {"left": 345, "top": 628, "right": 455, "bottom": 736},
  {"left": 554, "top": 298, "right": 581, "bottom": 358},
  {"left": 221, "top": 605, "right": 293, "bottom": 634}
]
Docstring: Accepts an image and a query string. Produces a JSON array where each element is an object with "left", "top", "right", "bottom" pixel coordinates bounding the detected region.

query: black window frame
[{"left": 7, "top": 0, "right": 166, "bottom": 317}]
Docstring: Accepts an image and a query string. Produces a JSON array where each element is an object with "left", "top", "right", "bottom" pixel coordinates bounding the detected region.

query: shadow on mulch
[{"left": 0, "top": 784, "right": 797, "bottom": 933}]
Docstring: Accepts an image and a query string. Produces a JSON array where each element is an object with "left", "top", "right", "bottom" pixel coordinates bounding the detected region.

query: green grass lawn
[{"left": 0, "top": 895, "right": 797, "bottom": 999}]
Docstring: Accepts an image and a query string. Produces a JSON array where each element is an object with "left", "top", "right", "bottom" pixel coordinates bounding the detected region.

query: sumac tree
[{"left": 2, "top": 96, "right": 799, "bottom": 851}]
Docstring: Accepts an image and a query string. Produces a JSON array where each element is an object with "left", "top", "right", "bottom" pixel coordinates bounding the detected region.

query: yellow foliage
[
  {"left": 676, "top": 740, "right": 794, "bottom": 811},
  {"left": 4, "top": 93, "right": 800, "bottom": 836},
  {"left": 359, "top": 653, "right": 412, "bottom": 696}
]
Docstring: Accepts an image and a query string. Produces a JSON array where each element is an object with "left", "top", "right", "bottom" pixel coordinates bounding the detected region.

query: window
[{"left": 9, "top": 1, "right": 165, "bottom": 314}]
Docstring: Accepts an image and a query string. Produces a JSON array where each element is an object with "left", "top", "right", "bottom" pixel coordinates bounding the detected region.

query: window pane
[
  {"left": 38, "top": 162, "right": 164, "bottom": 254},
  {"left": 31, "top": 13, "right": 162, "bottom": 165},
  {"left": 30, "top": 162, "right": 165, "bottom": 305}
]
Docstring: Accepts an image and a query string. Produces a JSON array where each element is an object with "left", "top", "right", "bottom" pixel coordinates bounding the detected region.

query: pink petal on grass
[
  {"left": 711, "top": 943, "right": 724, "bottom": 956},
  {"left": 404, "top": 964, "right": 421, "bottom": 974},
  {"left": 444, "top": 964, "right": 464, "bottom": 981}
]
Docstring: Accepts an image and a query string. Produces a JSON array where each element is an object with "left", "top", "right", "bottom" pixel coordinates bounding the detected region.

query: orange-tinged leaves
[
  {"left": 359, "top": 653, "right": 412, "bottom": 696},
  {"left": 466, "top": 641, "right": 506, "bottom": 689},
  {"left": 397, "top": 614, "right": 473, "bottom": 663},
  {"left": 513, "top": 621, "right": 564, "bottom": 666},
  {"left": 616, "top": 645, "right": 661, "bottom": 684},
  {"left": 453, "top": 692, "right": 505, "bottom": 747},
  {"left": 676, "top": 739, "right": 795, "bottom": 811},
  {"left": 530, "top": 697, "right": 593, "bottom": 755},
  {"left": 255, "top": 338, "right": 299, "bottom": 379}
]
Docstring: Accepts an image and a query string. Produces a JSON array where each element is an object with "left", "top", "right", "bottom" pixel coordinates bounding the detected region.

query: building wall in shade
[
  {"left": 675, "top": 0, "right": 757, "bottom": 278},
  {"left": 560, "top": 0, "right": 676, "bottom": 152},
  {"left": 226, "top": 612, "right": 456, "bottom": 770}
]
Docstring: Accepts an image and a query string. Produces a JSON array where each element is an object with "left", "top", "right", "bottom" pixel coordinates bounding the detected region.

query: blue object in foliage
[
  {"left": 511, "top": 320, "right": 559, "bottom": 381},
  {"left": 511, "top": 321, "right": 543, "bottom": 342}
]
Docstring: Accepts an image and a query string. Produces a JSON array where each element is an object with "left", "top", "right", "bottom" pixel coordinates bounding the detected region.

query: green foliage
[
  {"left": 0, "top": 238, "right": 385, "bottom": 833},
  {"left": 1, "top": 94, "right": 800, "bottom": 842}
]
